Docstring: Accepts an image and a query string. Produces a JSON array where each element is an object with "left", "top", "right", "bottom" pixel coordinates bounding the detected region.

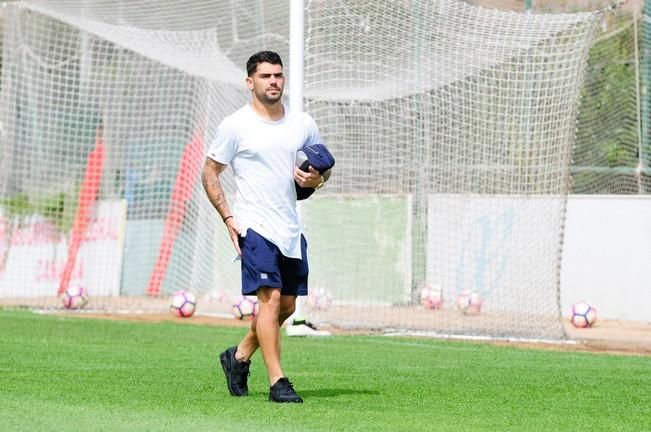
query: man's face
[{"left": 247, "top": 62, "right": 285, "bottom": 104}]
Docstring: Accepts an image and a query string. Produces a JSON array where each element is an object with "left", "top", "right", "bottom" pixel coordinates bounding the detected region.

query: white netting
[
  {"left": 572, "top": 5, "right": 647, "bottom": 193},
  {"left": 464, "top": 1, "right": 649, "bottom": 194},
  {"left": 0, "top": 0, "right": 602, "bottom": 339},
  {"left": 302, "top": 0, "right": 599, "bottom": 338}
]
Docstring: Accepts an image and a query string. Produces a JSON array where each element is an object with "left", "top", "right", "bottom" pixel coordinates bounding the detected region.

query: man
[{"left": 201, "top": 51, "right": 330, "bottom": 403}]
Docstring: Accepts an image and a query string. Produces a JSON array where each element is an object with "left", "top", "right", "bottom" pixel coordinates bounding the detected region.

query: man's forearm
[{"left": 202, "top": 160, "right": 232, "bottom": 220}]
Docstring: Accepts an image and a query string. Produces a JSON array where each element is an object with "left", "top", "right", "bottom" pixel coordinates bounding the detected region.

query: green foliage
[
  {"left": 604, "top": 138, "right": 629, "bottom": 167},
  {"left": 0, "top": 194, "right": 31, "bottom": 218},
  {"left": 1, "top": 310, "right": 650, "bottom": 432},
  {"left": 573, "top": 18, "right": 640, "bottom": 191},
  {"left": 0, "top": 192, "right": 73, "bottom": 232}
]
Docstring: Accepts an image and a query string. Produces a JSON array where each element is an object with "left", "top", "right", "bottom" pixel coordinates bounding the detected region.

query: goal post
[
  {"left": 302, "top": 0, "right": 601, "bottom": 338},
  {"left": 0, "top": 0, "right": 603, "bottom": 339}
]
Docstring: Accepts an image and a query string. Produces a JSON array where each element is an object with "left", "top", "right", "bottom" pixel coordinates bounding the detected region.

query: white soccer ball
[
  {"left": 232, "top": 295, "right": 259, "bottom": 320},
  {"left": 570, "top": 301, "right": 597, "bottom": 328},
  {"left": 306, "top": 287, "right": 333, "bottom": 311},
  {"left": 170, "top": 290, "right": 197, "bottom": 318},
  {"left": 456, "top": 290, "right": 483, "bottom": 315},
  {"left": 419, "top": 284, "right": 442, "bottom": 310},
  {"left": 60, "top": 285, "right": 89, "bottom": 309},
  {"left": 206, "top": 290, "right": 229, "bottom": 304}
]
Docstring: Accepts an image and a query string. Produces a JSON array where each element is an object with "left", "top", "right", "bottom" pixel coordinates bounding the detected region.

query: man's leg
[
  {"left": 221, "top": 230, "right": 300, "bottom": 398},
  {"left": 260, "top": 293, "right": 302, "bottom": 403},
  {"left": 220, "top": 294, "right": 295, "bottom": 397},
  {"left": 235, "top": 294, "right": 296, "bottom": 362},
  {"left": 255, "top": 287, "right": 298, "bottom": 384}
]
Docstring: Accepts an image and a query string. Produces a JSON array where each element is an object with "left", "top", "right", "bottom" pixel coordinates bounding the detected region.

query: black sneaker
[
  {"left": 269, "top": 377, "right": 303, "bottom": 403},
  {"left": 292, "top": 318, "right": 318, "bottom": 329},
  {"left": 219, "top": 346, "right": 250, "bottom": 396}
]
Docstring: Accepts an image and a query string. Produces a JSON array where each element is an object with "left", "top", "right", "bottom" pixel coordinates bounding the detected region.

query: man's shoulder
[
  {"left": 219, "top": 105, "right": 253, "bottom": 131},
  {"left": 293, "top": 111, "right": 315, "bottom": 122},
  {"left": 287, "top": 111, "right": 317, "bottom": 129}
]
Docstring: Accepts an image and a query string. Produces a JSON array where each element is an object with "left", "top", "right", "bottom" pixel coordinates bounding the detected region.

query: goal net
[{"left": 0, "top": 0, "right": 601, "bottom": 339}]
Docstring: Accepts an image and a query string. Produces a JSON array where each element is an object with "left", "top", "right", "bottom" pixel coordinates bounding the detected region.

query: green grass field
[{"left": 1, "top": 310, "right": 650, "bottom": 432}]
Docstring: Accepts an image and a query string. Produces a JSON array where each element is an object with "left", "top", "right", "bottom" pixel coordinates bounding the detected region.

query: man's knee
[
  {"left": 280, "top": 304, "right": 295, "bottom": 320},
  {"left": 258, "top": 287, "right": 281, "bottom": 304},
  {"left": 279, "top": 296, "right": 296, "bottom": 322}
]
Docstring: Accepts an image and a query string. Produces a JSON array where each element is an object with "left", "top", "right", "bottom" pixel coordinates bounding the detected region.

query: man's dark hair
[{"left": 246, "top": 51, "right": 283, "bottom": 76}]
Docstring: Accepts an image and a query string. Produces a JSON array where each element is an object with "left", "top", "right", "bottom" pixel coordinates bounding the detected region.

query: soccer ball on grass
[
  {"left": 456, "top": 290, "right": 483, "bottom": 315},
  {"left": 232, "top": 295, "right": 259, "bottom": 320},
  {"left": 419, "top": 284, "right": 443, "bottom": 310},
  {"left": 306, "top": 287, "right": 334, "bottom": 311},
  {"left": 170, "top": 290, "right": 197, "bottom": 318},
  {"left": 60, "top": 285, "right": 89, "bottom": 309},
  {"left": 570, "top": 301, "right": 597, "bottom": 328}
]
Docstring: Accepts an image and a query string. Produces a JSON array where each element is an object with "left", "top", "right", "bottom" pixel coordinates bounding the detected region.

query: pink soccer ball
[
  {"left": 456, "top": 290, "right": 483, "bottom": 315},
  {"left": 60, "top": 285, "right": 89, "bottom": 309},
  {"left": 306, "top": 287, "right": 334, "bottom": 311},
  {"left": 170, "top": 290, "right": 197, "bottom": 318},
  {"left": 419, "top": 285, "right": 443, "bottom": 310},
  {"left": 232, "top": 295, "right": 259, "bottom": 320},
  {"left": 570, "top": 301, "right": 597, "bottom": 328}
]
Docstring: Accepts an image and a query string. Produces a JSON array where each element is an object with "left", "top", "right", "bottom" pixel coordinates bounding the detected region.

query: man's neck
[{"left": 250, "top": 99, "right": 284, "bottom": 121}]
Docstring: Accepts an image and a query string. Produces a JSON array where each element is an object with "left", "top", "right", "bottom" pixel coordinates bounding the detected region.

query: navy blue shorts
[{"left": 238, "top": 229, "right": 309, "bottom": 296}]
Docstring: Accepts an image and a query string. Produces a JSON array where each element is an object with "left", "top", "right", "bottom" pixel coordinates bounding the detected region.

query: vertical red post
[
  {"left": 57, "top": 129, "right": 106, "bottom": 295},
  {"left": 146, "top": 129, "right": 204, "bottom": 296}
]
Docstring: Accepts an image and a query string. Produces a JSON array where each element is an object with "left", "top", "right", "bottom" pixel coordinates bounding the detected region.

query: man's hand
[
  {"left": 294, "top": 166, "right": 323, "bottom": 188},
  {"left": 224, "top": 217, "right": 242, "bottom": 257},
  {"left": 202, "top": 158, "right": 241, "bottom": 256}
]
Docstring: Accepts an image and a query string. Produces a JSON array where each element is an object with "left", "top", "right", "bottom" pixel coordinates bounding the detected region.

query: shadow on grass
[{"left": 299, "top": 388, "right": 379, "bottom": 398}]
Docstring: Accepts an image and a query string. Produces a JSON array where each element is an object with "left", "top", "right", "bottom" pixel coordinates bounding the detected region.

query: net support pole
[
  {"left": 289, "top": 0, "right": 305, "bottom": 321},
  {"left": 289, "top": 0, "right": 304, "bottom": 114},
  {"left": 641, "top": 0, "right": 650, "bottom": 188}
]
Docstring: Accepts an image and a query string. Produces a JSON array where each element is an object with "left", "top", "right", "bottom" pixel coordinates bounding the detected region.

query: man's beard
[{"left": 256, "top": 87, "right": 283, "bottom": 104}]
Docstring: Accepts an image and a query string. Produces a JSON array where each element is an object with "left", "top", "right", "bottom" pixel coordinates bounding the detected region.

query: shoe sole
[
  {"left": 268, "top": 395, "right": 303, "bottom": 403},
  {"left": 220, "top": 351, "right": 247, "bottom": 397}
]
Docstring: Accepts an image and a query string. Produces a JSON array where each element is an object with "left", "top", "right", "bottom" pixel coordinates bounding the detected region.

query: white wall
[
  {"left": 0, "top": 200, "right": 127, "bottom": 298},
  {"left": 561, "top": 195, "right": 651, "bottom": 322}
]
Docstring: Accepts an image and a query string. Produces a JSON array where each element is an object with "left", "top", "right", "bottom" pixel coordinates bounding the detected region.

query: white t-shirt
[{"left": 206, "top": 103, "right": 322, "bottom": 259}]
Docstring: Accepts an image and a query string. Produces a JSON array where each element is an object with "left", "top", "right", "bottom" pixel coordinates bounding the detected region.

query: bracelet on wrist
[
  {"left": 315, "top": 175, "right": 326, "bottom": 191},
  {"left": 223, "top": 215, "right": 233, "bottom": 223}
]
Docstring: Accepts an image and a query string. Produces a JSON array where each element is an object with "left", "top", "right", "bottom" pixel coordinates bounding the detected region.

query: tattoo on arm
[{"left": 201, "top": 158, "right": 231, "bottom": 219}]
